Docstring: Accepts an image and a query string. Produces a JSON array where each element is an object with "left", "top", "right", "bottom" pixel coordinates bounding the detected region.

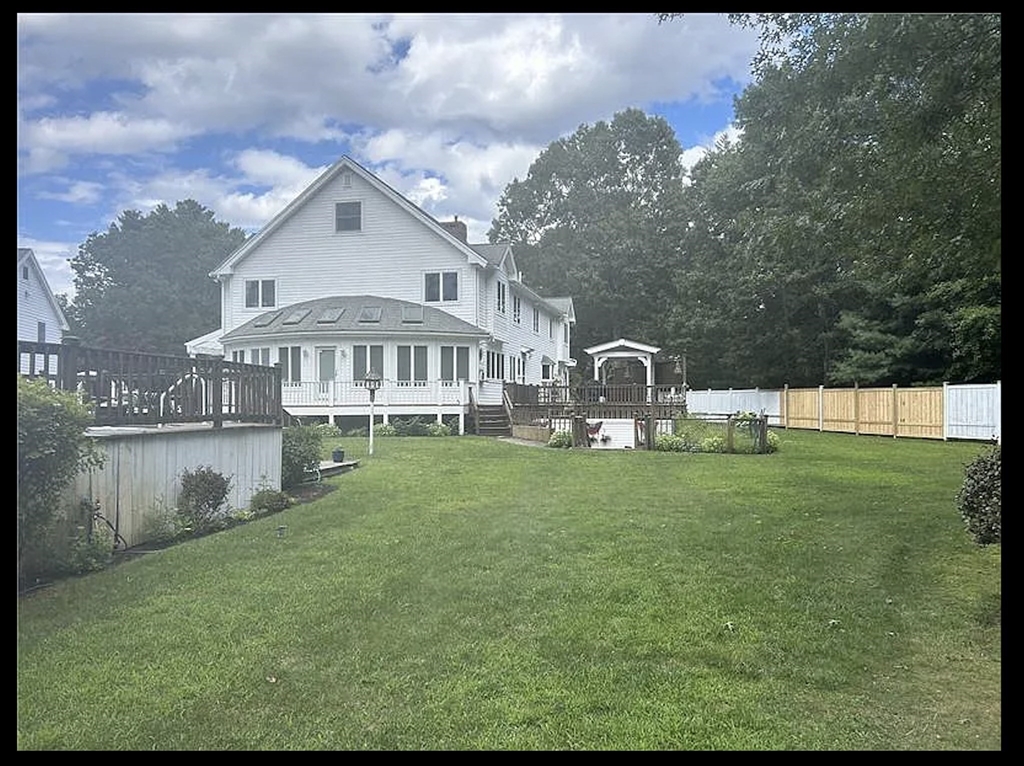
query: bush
[
  {"left": 655, "top": 433, "right": 687, "bottom": 452},
  {"left": 141, "top": 498, "right": 190, "bottom": 545},
  {"left": 765, "top": 430, "right": 780, "bottom": 453},
  {"left": 17, "top": 376, "right": 103, "bottom": 577},
  {"left": 178, "top": 466, "right": 232, "bottom": 535},
  {"left": 957, "top": 445, "right": 1000, "bottom": 545},
  {"left": 345, "top": 427, "right": 368, "bottom": 437},
  {"left": 547, "top": 430, "right": 572, "bottom": 448},
  {"left": 312, "top": 422, "right": 340, "bottom": 439},
  {"left": 249, "top": 488, "right": 292, "bottom": 517},
  {"left": 374, "top": 423, "right": 397, "bottom": 437},
  {"left": 426, "top": 422, "right": 451, "bottom": 437},
  {"left": 392, "top": 417, "right": 431, "bottom": 436},
  {"left": 700, "top": 435, "right": 727, "bottom": 453},
  {"left": 282, "top": 425, "right": 323, "bottom": 488}
]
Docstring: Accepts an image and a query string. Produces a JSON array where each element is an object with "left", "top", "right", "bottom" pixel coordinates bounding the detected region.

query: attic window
[
  {"left": 358, "top": 305, "right": 382, "bottom": 323},
  {"left": 401, "top": 306, "right": 424, "bottom": 324},
  {"left": 283, "top": 308, "right": 311, "bottom": 325},
  {"left": 336, "top": 201, "right": 361, "bottom": 232},
  {"left": 316, "top": 308, "right": 345, "bottom": 324},
  {"left": 253, "top": 311, "right": 282, "bottom": 328},
  {"left": 22, "top": 265, "right": 29, "bottom": 281},
  {"left": 340, "top": 171, "right": 353, "bottom": 188}
]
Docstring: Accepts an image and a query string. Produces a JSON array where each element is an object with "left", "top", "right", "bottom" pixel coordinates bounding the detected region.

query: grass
[{"left": 17, "top": 430, "right": 1000, "bottom": 750}]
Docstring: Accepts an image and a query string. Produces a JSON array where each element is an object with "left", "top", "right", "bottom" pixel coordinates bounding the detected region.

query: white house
[
  {"left": 18, "top": 248, "right": 69, "bottom": 345},
  {"left": 186, "top": 156, "right": 576, "bottom": 433}
]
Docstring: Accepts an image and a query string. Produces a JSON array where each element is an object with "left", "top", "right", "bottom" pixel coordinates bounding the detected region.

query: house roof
[
  {"left": 210, "top": 155, "right": 489, "bottom": 277},
  {"left": 220, "top": 295, "right": 490, "bottom": 343},
  {"left": 584, "top": 338, "right": 661, "bottom": 356},
  {"left": 17, "top": 247, "right": 70, "bottom": 332},
  {"left": 469, "top": 243, "right": 509, "bottom": 266},
  {"left": 545, "top": 297, "right": 576, "bottom": 323}
]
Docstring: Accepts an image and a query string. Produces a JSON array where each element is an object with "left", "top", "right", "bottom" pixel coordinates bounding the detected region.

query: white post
[
  {"left": 996, "top": 380, "right": 1001, "bottom": 445},
  {"left": 368, "top": 398, "right": 375, "bottom": 455},
  {"left": 818, "top": 384, "right": 824, "bottom": 432},
  {"left": 942, "top": 381, "right": 949, "bottom": 441}
]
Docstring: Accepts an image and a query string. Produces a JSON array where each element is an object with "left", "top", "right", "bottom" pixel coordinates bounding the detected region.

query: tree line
[{"left": 60, "top": 14, "right": 1000, "bottom": 387}]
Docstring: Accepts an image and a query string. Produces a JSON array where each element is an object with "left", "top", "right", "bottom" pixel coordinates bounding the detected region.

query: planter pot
[{"left": 332, "top": 448, "right": 345, "bottom": 463}]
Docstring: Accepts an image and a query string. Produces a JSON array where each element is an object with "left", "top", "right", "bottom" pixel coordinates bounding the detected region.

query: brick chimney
[{"left": 439, "top": 216, "right": 468, "bottom": 243}]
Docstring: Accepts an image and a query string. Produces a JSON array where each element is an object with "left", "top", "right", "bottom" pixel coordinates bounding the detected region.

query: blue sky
[{"left": 17, "top": 13, "right": 759, "bottom": 298}]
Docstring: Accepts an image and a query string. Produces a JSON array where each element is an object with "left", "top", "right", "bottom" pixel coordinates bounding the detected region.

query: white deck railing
[{"left": 281, "top": 379, "right": 467, "bottom": 408}]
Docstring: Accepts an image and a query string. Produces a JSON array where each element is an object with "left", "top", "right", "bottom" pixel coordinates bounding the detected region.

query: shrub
[
  {"left": 312, "top": 422, "right": 340, "bottom": 439},
  {"left": 141, "top": 498, "right": 190, "bottom": 545},
  {"left": 17, "top": 376, "right": 103, "bottom": 577},
  {"left": 63, "top": 520, "right": 114, "bottom": 576},
  {"left": 655, "top": 433, "right": 687, "bottom": 452},
  {"left": 426, "top": 422, "right": 451, "bottom": 437},
  {"left": 249, "top": 488, "right": 292, "bottom": 517},
  {"left": 282, "top": 425, "right": 323, "bottom": 488},
  {"left": 700, "top": 435, "right": 727, "bottom": 453},
  {"left": 765, "top": 430, "right": 780, "bottom": 453},
  {"left": 957, "top": 445, "right": 1000, "bottom": 545},
  {"left": 178, "top": 466, "right": 232, "bottom": 534},
  {"left": 392, "top": 417, "right": 431, "bottom": 436},
  {"left": 547, "top": 430, "right": 572, "bottom": 448},
  {"left": 345, "top": 427, "right": 368, "bottom": 437},
  {"left": 374, "top": 423, "right": 397, "bottom": 437}
]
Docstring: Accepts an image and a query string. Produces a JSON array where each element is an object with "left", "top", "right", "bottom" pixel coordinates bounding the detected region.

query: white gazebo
[{"left": 583, "top": 338, "right": 661, "bottom": 388}]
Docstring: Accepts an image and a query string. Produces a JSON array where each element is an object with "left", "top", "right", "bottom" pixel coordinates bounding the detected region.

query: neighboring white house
[
  {"left": 18, "top": 247, "right": 69, "bottom": 344},
  {"left": 186, "top": 156, "right": 576, "bottom": 430}
]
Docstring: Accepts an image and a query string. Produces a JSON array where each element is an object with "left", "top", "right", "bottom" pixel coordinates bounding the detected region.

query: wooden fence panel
[
  {"left": 897, "top": 387, "right": 943, "bottom": 439},
  {"left": 822, "top": 388, "right": 857, "bottom": 433},
  {"left": 785, "top": 389, "right": 821, "bottom": 430}
]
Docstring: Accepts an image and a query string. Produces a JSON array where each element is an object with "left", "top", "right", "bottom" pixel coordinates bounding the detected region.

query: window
[
  {"left": 402, "top": 305, "right": 424, "bottom": 323},
  {"left": 358, "top": 305, "right": 382, "bottom": 323},
  {"left": 232, "top": 350, "right": 244, "bottom": 363},
  {"left": 533, "top": 307, "right": 539, "bottom": 333},
  {"left": 513, "top": 295, "right": 521, "bottom": 324},
  {"left": 486, "top": 351, "right": 505, "bottom": 380},
  {"left": 440, "top": 346, "right": 471, "bottom": 382},
  {"left": 496, "top": 281, "right": 506, "bottom": 314},
  {"left": 37, "top": 321, "right": 46, "bottom": 343},
  {"left": 425, "top": 271, "right": 458, "bottom": 302},
  {"left": 335, "top": 201, "right": 361, "bottom": 232},
  {"left": 245, "top": 279, "right": 276, "bottom": 308},
  {"left": 283, "top": 308, "right": 311, "bottom": 325},
  {"left": 353, "top": 344, "right": 384, "bottom": 382},
  {"left": 397, "top": 345, "right": 428, "bottom": 386},
  {"left": 549, "top": 318, "right": 553, "bottom": 338},
  {"left": 564, "top": 323, "right": 569, "bottom": 344},
  {"left": 250, "top": 348, "right": 270, "bottom": 366},
  {"left": 542, "top": 363, "right": 552, "bottom": 380},
  {"left": 22, "top": 265, "right": 29, "bottom": 281},
  {"left": 278, "top": 346, "right": 301, "bottom": 383}
]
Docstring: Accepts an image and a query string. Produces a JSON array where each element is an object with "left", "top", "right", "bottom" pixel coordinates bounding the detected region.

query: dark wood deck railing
[
  {"left": 505, "top": 382, "right": 688, "bottom": 425},
  {"left": 18, "top": 337, "right": 281, "bottom": 427}
]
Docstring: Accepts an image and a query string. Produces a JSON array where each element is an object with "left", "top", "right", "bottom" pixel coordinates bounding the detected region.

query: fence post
[
  {"left": 854, "top": 382, "right": 860, "bottom": 436},
  {"left": 274, "top": 362, "right": 283, "bottom": 425},
  {"left": 818, "top": 385, "right": 824, "bottom": 432},
  {"left": 727, "top": 415, "right": 735, "bottom": 453},
  {"left": 892, "top": 383, "right": 898, "bottom": 439},
  {"left": 210, "top": 355, "right": 224, "bottom": 429},
  {"left": 783, "top": 384, "right": 789, "bottom": 429},
  {"left": 996, "top": 380, "right": 1001, "bottom": 445},
  {"left": 61, "top": 335, "right": 81, "bottom": 393},
  {"left": 942, "top": 381, "right": 949, "bottom": 441}
]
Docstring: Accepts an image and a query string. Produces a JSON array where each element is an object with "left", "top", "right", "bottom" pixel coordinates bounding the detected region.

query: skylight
[
  {"left": 282, "top": 308, "right": 312, "bottom": 325},
  {"left": 252, "top": 311, "right": 281, "bottom": 328},
  {"left": 401, "top": 305, "right": 424, "bottom": 323},
  {"left": 358, "top": 306, "right": 382, "bottom": 323},
  {"left": 316, "top": 308, "right": 345, "bottom": 324}
]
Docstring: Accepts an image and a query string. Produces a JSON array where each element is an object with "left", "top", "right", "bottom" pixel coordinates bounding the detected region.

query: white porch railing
[{"left": 282, "top": 379, "right": 467, "bottom": 408}]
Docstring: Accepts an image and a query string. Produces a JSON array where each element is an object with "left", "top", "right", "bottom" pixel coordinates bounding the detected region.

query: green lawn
[{"left": 17, "top": 431, "right": 1000, "bottom": 750}]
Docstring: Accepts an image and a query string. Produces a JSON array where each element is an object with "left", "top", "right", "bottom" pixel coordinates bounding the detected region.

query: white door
[{"left": 317, "top": 347, "right": 336, "bottom": 401}]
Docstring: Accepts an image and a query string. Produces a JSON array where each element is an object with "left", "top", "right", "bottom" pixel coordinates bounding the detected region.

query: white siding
[
  {"left": 226, "top": 170, "right": 479, "bottom": 334},
  {"left": 17, "top": 259, "right": 63, "bottom": 343}
]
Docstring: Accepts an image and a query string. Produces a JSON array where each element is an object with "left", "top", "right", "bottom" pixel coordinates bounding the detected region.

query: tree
[
  {"left": 663, "top": 13, "right": 1000, "bottom": 385},
  {"left": 489, "top": 108, "right": 688, "bottom": 360},
  {"left": 67, "top": 200, "right": 248, "bottom": 355}
]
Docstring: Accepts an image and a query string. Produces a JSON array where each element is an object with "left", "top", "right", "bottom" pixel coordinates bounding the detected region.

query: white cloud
[
  {"left": 38, "top": 180, "right": 105, "bottom": 205},
  {"left": 680, "top": 123, "right": 744, "bottom": 182}
]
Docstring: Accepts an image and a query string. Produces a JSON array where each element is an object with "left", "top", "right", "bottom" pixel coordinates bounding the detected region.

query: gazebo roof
[{"left": 583, "top": 338, "right": 661, "bottom": 356}]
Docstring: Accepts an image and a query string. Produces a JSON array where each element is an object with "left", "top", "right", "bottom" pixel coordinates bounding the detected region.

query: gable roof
[
  {"left": 210, "top": 156, "right": 488, "bottom": 277},
  {"left": 545, "top": 297, "right": 576, "bottom": 323},
  {"left": 220, "top": 295, "right": 490, "bottom": 343},
  {"left": 584, "top": 338, "right": 661, "bottom": 356},
  {"left": 469, "top": 243, "right": 518, "bottom": 276},
  {"left": 18, "top": 248, "right": 70, "bottom": 332}
]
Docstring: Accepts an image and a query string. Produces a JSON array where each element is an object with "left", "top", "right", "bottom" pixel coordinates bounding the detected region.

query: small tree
[
  {"left": 957, "top": 445, "right": 1001, "bottom": 546},
  {"left": 18, "top": 376, "right": 103, "bottom": 577}
]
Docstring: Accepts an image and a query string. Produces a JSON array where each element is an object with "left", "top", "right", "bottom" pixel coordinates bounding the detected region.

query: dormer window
[
  {"left": 22, "top": 265, "right": 29, "bottom": 281},
  {"left": 336, "top": 201, "right": 361, "bottom": 232}
]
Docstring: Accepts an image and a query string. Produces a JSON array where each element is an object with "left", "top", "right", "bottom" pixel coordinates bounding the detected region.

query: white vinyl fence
[{"left": 686, "top": 388, "right": 783, "bottom": 426}]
